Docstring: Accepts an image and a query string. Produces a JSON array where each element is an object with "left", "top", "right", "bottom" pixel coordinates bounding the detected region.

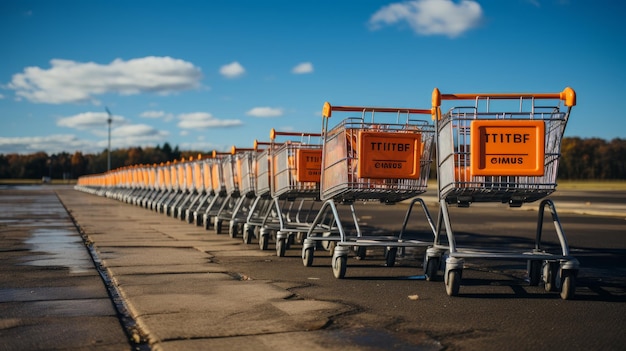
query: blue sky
[{"left": 1, "top": 0, "right": 624, "bottom": 155}]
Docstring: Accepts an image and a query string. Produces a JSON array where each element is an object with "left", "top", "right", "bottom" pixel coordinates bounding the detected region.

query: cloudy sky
[{"left": 1, "top": 0, "right": 624, "bottom": 155}]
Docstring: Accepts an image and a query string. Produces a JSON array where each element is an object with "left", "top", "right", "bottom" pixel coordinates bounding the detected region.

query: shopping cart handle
[
  {"left": 432, "top": 87, "right": 576, "bottom": 108},
  {"left": 211, "top": 150, "right": 231, "bottom": 158},
  {"left": 253, "top": 140, "right": 272, "bottom": 151},
  {"left": 230, "top": 146, "right": 256, "bottom": 154},
  {"left": 322, "top": 101, "right": 430, "bottom": 118},
  {"left": 269, "top": 128, "right": 322, "bottom": 140}
]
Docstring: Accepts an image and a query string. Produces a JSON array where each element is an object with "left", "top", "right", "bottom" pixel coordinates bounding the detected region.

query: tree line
[
  {"left": 0, "top": 138, "right": 624, "bottom": 180},
  {"left": 0, "top": 143, "right": 191, "bottom": 180}
]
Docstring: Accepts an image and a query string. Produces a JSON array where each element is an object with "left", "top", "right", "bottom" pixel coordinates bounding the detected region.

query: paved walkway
[
  {"left": 2, "top": 187, "right": 368, "bottom": 351},
  {"left": 1, "top": 185, "right": 624, "bottom": 350},
  {"left": 0, "top": 187, "right": 129, "bottom": 351}
]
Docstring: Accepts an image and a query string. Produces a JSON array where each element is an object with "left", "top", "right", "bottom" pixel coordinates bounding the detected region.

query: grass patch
[{"left": 555, "top": 180, "right": 626, "bottom": 191}]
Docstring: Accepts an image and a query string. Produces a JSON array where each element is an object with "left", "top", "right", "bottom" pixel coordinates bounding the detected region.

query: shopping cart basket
[
  {"left": 302, "top": 102, "right": 437, "bottom": 278},
  {"left": 427, "top": 87, "right": 579, "bottom": 299}
]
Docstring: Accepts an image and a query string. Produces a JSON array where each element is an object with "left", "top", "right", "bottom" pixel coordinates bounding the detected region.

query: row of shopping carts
[{"left": 75, "top": 87, "right": 579, "bottom": 299}]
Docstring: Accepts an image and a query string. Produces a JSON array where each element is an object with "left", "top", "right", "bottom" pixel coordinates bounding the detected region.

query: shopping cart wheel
[
  {"left": 296, "top": 232, "right": 305, "bottom": 245},
  {"left": 229, "top": 220, "right": 239, "bottom": 238},
  {"left": 203, "top": 215, "right": 212, "bottom": 230},
  {"left": 527, "top": 260, "right": 542, "bottom": 286},
  {"left": 332, "top": 255, "right": 347, "bottom": 279},
  {"left": 354, "top": 246, "right": 367, "bottom": 260},
  {"left": 385, "top": 247, "right": 397, "bottom": 267},
  {"left": 243, "top": 224, "right": 254, "bottom": 244},
  {"left": 287, "top": 234, "right": 295, "bottom": 249},
  {"left": 276, "top": 237, "right": 287, "bottom": 257},
  {"left": 559, "top": 270, "right": 577, "bottom": 300},
  {"left": 543, "top": 261, "right": 559, "bottom": 292},
  {"left": 214, "top": 217, "right": 223, "bottom": 234},
  {"left": 302, "top": 246, "right": 314, "bottom": 267},
  {"left": 445, "top": 269, "right": 461, "bottom": 296},
  {"left": 259, "top": 230, "right": 269, "bottom": 250},
  {"left": 424, "top": 257, "right": 439, "bottom": 281}
]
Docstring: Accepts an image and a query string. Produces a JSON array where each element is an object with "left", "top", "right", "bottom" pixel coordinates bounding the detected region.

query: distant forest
[{"left": 0, "top": 138, "right": 624, "bottom": 180}]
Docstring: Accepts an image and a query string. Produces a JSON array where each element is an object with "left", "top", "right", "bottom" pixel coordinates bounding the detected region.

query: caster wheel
[
  {"left": 385, "top": 247, "right": 397, "bottom": 267},
  {"left": 543, "top": 261, "right": 559, "bottom": 292},
  {"left": 560, "top": 270, "right": 577, "bottom": 300},
  {"left": 203, "top": 215, "right": 212, "bottom": 230},
  {"left": 296, "top": 232, "right": 305, "bottom": 244},
  {"left": 302, "top": 247, "right": 314, "bottom": 267},
  {"left": 229, "top": 221, "right": 239, "bottom": 238},
  {"left": 425, "top": 257, "right": 439, "bottom": 281},
  {"left": 259, "top": 234, "right": 269, "bottom": 251},
  {"left": 355, "top": 246, "right": 366, "bottom": 260},
  {"left": 445, "top": 269, "right": 461, "bottom": 296},
  {"left": 243, "top": 225, "right": 254, "bottom": 244},
  {"left": 332, "top": 255, "right": 347, "bottom": 279},
  {"left": 214, "top": 217, "right": 223, "bottom": 234},
  {"left": 276, "top": 237, "right": 286, "bottom": 257}
]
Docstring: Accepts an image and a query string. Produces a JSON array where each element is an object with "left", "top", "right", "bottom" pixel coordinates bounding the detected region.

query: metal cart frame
[
  {"left": 427, "top": 87, "right": 579, "bottom": 299},
  {"left": 302, "top": 102, "right": 437, "bottom": 278}
]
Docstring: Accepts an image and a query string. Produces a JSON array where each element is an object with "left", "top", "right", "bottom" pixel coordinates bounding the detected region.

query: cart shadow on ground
[{"left": 278, "top": 229, "right": 626, "bottom": 302}]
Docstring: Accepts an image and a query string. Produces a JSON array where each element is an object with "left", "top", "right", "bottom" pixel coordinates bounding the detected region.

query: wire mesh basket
[
  {"left": 320, "top": 104, "right": 435, "bottom": 203},
  {"left": 433, "top": 87, "right": 576, "bottom": 206}
]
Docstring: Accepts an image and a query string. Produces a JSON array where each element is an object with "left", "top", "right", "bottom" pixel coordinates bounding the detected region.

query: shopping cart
[
  {"left": 137, "top": 164, "right": 156, "bottom": 208},
  {"left": 202, "top": 151, "right": 230, "bottom": 230},
  {"left": 302, "top": 102, "right": 437, "bottom": 278},
  {"left": 427, "top": 87, "right": 579, "bottom": 299},
  {"left": 212, "top": 146, "right": 257, "bottom": 236},
  {"left": 189, "top": 155, "right": 218, "bottom": 226},
  {"left": 175, "top": 155, "right": 206, "bottom": 222},
  {"left": 182, "top": 155, "right": 207, "bottom": 223},
  {"left": 240, "top": 140, "right": 281, "bottom": 246},
  {"left": 253, "top": 129, "right": 325, "bottom": 256},
  {"left": 156, "top": 161, "right": 175, "bottom": 214},
  {"left": 142, "top": 163, "right": 165, "bottom": 209},
  {"left": 148, "top": 162, "right": 168, "bottom": 212}
]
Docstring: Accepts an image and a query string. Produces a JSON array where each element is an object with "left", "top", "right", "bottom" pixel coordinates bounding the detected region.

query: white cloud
[
  {"left": 219, "top": 61, "right": 246, "bottom": 78},
  {"left": 369, "top": 0, "right": 483, "bottom": 38},
  {"left": 0, "top": 93, "right": 5, "bottom": 99},
  {"left": 0, "top": 134, "right": 92, "bottom": 154},
  {"left": 57, "top": 112, "right": 126, "bottom": 130},
  {"left": 140, "top": 110, "right": 174, "bottom": 122},
  {"left": 177, "top": 112, "right": 243, "bottom": 129},
  {"left": 7, "top": 56, "right": 203, "bottom": 104},
  {"left": 292, "top": 62, "right": 314, "bottom": 74},
  {"left": 113, "top": 124, "right": 163, "bottom": 138},
  {"left": 246, "top": 107, "right": 284, "bottom": 118},
  {"left": 0, "top": 124, "right": 169, "bottom": 154},
  {"left": 107, "top": 125, "right": 169, "bottom": 150}
]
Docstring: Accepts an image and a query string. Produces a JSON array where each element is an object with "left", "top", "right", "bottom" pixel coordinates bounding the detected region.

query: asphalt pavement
[{"left": 0, "top": 185, "right": 624, "bottom": 351}]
